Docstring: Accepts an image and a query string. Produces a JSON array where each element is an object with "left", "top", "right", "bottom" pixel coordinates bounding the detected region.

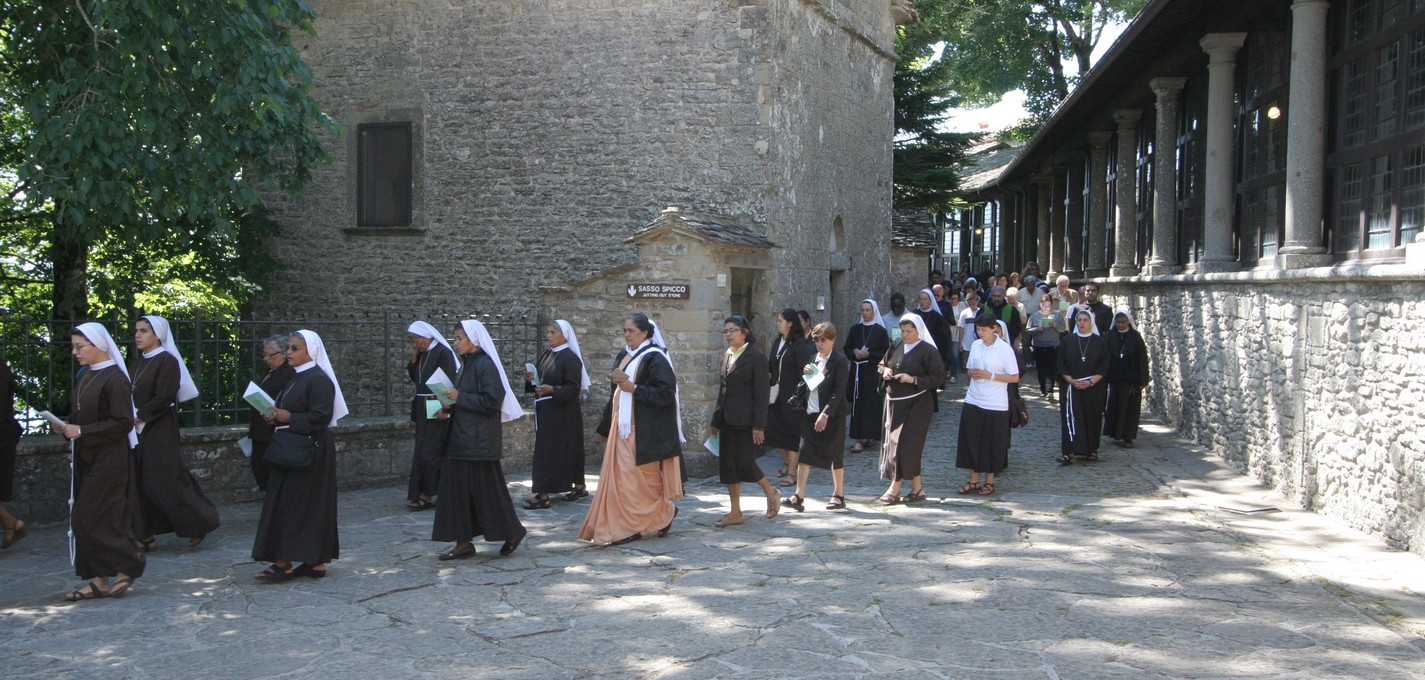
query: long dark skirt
[
  {"left": 252, "top": 433, "right": 339, "bottom": 565},
  {"left": 764, "top": 401, "right": 802, "bottom": 451},
  {"left": 432, "top": 459, "right": 527, "bottom": 544},
  {"left": 0, "top": 438, "right": 15, "bottom": 502},
  {"left": 880, "top": 392, "right": 933, "bottom": 481},
  {"left": 408, "top": 413, "right": 450, "bottom": 501},
  {"left": 134, "top": 414, "right": 220, "bottom": 539},
  {"left": 249, "top": 438, "right": 271, "bottom": 492},
  {"left": 846, "top": 364, "right": 883, "bottom": 441},
  {"left": 1031, "top": 346, "right": 1059, "bottom": 395},
  {"left": 956, "top": 404, "right": 1010, "bottom": 474},
  {"left": 72, "top": 442, "right": 147, "bottom": 580},
  {"left": 1104, "top": 383, "right": 1144, "bottom": 442},
  {"left": 1060, "top": 382, "right": 1107, "bottom": 456},
  {"left": 530, "top": 398, "right": 585, "bottom": 494},
  {"left": 799, "top": 412, "right": 846, "bottom": 470},
  {"left": 718, "top": 425, "right": 765, "bottom": 484}
]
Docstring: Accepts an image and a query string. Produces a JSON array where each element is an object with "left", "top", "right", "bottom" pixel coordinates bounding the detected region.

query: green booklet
[
  {"left": 425, "top": 399, "right": 444, "bottom": 419},
  {"left": 243, "top": 381, "right": 277, "bottom": 416},
  {"left": 426, "top": 367, "right": 456, "bottom": 406}
]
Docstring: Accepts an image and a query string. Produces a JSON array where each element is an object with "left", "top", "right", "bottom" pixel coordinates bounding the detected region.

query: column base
[
  {"left": 1141, "top": 263, "right": 1183, "bottom": 276},
  {"left": 1197, "top": 259, "right": 1241, "bottom": 273},
  {"left": 1084, "top": 268, "right": 1109, "bottom": 279},
  {"left": 1063, "top": 269, "right": 1084, "bottom": 281},
  {"left": 1109, "top": 264, "right": 1140, "bottom": 277},
  {"left": 1276, "top": 251, "right": 1330, "bottom": 269}
]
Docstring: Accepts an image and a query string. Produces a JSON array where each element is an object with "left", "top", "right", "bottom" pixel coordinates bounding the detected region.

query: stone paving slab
[{"left": 2, "top": 376, "right": 1424, "bottom": 678}]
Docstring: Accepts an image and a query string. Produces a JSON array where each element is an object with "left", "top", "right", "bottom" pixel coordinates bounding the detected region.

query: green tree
[
  {"left": 939, "top": 0, "right": 1148, "bottom": 126},
  {"left": 0, "top": 0, "right": 335, "bottom": 322},
  {"left": 894, "top": 0, "right": 975, "bottom": 213}
]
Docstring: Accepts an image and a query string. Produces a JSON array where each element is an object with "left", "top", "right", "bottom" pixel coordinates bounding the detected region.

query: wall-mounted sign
[{"left": 626, "top": 283, "right": 691, "bottom": 299}]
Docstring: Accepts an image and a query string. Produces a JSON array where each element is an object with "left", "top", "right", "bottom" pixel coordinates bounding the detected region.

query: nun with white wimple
[
  {"left": 578, "top": 312, "right": 683, "bottom": 546},
  {"left": 1055, "top": 308, "right": 1110, "bottom": 465},
  {"left": 874, "top": 313, "right": 945, "bottom": 505},
  {"left": 130, "top": 315, "right": 220, "bottom": 551},
  {"left": 521, "top": 319, "right": 591, "bottom": 509},
  {"left": 56, "top": 323, "right": 146, "bottom": 602},
  {"left": 405, "top": 320, "right": 460, "bottom": 510},
  {"left": 252, "top": 329, "right": 347, "bottom": 580},
  {"left": 1104, "top": 307, "right": 1151, "bottom": 449},
  {"left": 911, "top": 287, "right": 954, "bottom": 370},
  {"left": 431, "top": 319, "right": 527, "bottom": 561},
  {"left": 844, "top": 299, "right": 890, "bottom": 452}
]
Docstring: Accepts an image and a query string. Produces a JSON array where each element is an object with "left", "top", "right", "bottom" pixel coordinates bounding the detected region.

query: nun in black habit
[
  {"left": 1104, "top": 308, "right": 1151, "bottom": 448},
  {"left": 844, "top": 299, "right": 890, "bottom": 452},
  {"left": 431, "top": 319, "right": 527, "bottom": 560},
  {"left": 130, "top": 315, "right": 220, "bottom": 550},
  {"left": 876, "top": 314, "right": 945, "bottom": 504},
  {"left": 1056, "top": 309, "right": 1110, "bottom": 465},
  {"left": 406, "top": 320, "right": 460, "bottom": 510},
  {"left": 252, "top": 329, "right": 345, "bottom": 580},
  {"left": 522, "top": 319, "right": 590, "bottom": 508}
]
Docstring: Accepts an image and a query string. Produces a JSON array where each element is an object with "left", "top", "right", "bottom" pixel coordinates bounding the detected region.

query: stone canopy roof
[
  {"left": 627, "top": 207, "right": 778, "bottom": 248},
  {"left": 960, "top": 139, "right": 1025, "bottom": 195},
  {"left": 892, "top": 208, "right": 938, "bottom": 250}
]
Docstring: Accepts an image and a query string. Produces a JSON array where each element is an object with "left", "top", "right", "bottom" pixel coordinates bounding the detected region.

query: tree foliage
[
  {"left": 938, "top": 0, "right": 1148, "bottom": 126},
  {"left": 0, "top": 0, "right": 334, "bottom": 321},
  {"left": 894, "top": 0, "right": 975, "bottom": 214}
]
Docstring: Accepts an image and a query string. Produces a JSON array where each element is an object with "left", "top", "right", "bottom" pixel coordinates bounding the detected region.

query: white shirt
[
  {"left": 964, "top": 337, "right": 1019, "bottom": 411},
  {"left": 957, "top": 307, "right": 981, "bottom": 351}
]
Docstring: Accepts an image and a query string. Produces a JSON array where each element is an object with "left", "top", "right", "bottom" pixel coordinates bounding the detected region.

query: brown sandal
[{"left": 978, "top": 483, "right": 996, "bottom": 495}]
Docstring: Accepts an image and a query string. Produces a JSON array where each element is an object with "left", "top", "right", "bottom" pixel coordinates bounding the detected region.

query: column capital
[
  {"left": 1113, "top": 109, "right": 1142, "bottom": 128},
  {"left": 1290, "top": 0, "right": 1330, "bottom": 11},
  {"left": 1149, "top": 77, "right": 1188, "bottom": 98},
  {"left": 1200, "top": 32, "right": 1247, "bottom": 59},
  {"left": 1088, "top": 131, "right": 1113, "bottom": 148}
]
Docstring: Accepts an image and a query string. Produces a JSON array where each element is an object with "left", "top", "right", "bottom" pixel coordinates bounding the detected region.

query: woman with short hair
[
  {"left": 785, "top": 322, "right": 851, "bottom": 511},
  {"left": 876, "top": 314, "right": 945, "bottom": 504},
  {"left": 709, "top": 315, "right": 778, "bottom": 527},
  {"left": 766, "top": 308, "right": 814, "bottom": 487},
  {"left": 247, "top": 335, "right": 295, "bottom": 491}
]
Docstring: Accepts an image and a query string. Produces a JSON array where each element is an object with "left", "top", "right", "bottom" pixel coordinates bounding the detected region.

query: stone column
[
  {"left": 1065, "top": 159, "right": 1085, "bottom": 279},
  {"left": 1111, "top": 110, "right": 1142, "bottom": 276},
  {"left": 1036, "top": 177, "right": 1051, "bottom": 270},
  {"left": 1048, "top": 165, "right": 1066, "bottom": 277},
  {"left": 1280, "top": 0, "right": 1331, "bottom": 268},
  {"left": 1200, "top": 33, "right": 1248, "bottom": 272},
  {"left": 1144, "top": 77, "right": 1187, "bottom": 276},
  {"left": 1086, "top": 131, "right": 1113, "bottom": 277}
]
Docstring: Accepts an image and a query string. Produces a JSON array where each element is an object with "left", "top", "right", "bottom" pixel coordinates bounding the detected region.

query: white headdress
[
  {"left": 74, "top": 322, "right": 138, "bottom": 447},
  {"left": 459, "top": 319, "right": 524, "bottom": 422},
  {"left": 407, "top": 320, "right": 461, "bottom": 371},
  {"left": 553, "top": 319, "right": 592, "bottom": 390},
  {"left": 860, "top": 299, "right": 886, "bottom": 328},
  {"left": 294, "top": 329, "right": 350, "bottom": 424},
  {"left": 898, "top": 312, "right": 937, "bottom": 350},
  {"left": 1114, "top": 307, "right": 1136, "bottom": 329},
  {"left": 916, "top": 287, "right": 943, "bottom": 316},
  {"left": 142, "top": 315, "right": 198, "bottom": 402},
  {"left": 1071, "top": 308, "right": 1101, "bottom": 337}
]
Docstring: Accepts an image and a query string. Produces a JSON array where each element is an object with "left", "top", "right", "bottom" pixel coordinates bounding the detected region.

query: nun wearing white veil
[
  {"left": 1055, "top": 308, "right": 1110, "bottom": 465},
  {"left": 430, "top": 319, "right": 527, "bottom": 561},
  {"left": 874, "top": 313, "right": 945, "bottom": 505},
  {"left": 252, "top": 329, "right": 347, "bottom": 580},
  {"left": 130, "top": 315, "right": 220, "bottom": 550},
  {"left": 844, "top": 299, "right": 891, "bottom": 452},
  {"left": 521, "top": 319, "right": 591, "bottom": 509},
  {"left": 405, "top": 320, "right": 460, "bottom": 510},
  {"left": 57, "top": 323, "right": 146, "bottom": 601}
]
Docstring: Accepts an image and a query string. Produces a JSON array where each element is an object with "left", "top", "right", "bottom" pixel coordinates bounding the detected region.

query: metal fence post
[
  {"left": 192, "top": 309, "right": 203, "bottom": 427},
  {"left": 383, "top": 309, "right": 391, "bottom": 417}
]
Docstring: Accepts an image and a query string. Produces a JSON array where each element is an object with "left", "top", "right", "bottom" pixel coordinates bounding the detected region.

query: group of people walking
[{"left": 3, "top": 276, "right": 1151, "bottom": 602}]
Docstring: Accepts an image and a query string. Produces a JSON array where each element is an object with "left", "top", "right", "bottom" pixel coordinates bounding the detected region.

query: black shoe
[
  {"left": 563, "top": 487, "right": 589, "bottom": 502},
  {"left": 254, "top": 564, "right": 296, "bottom": 582},
  {"left": 294, "top": 563, "right": 328, "bottom": 579},
  {"left": 657, "top": 506, "right": 678, "bottom": 537},
  {"left": 438, "top": 545, "right": 477, "bottom": 561},
  {"left": 500, "top": 536, "right": 523, "bottom": 557},
  {"left": 610, "top": 533, "right": 642, "bottom": 546},
  {"left": 781, "top": 494, "right": 805, "bottom": 512}
]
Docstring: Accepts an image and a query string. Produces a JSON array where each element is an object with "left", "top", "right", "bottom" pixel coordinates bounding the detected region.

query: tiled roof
[
  {"left": 892, "top": 208, "right": 938, "bottom": 249},
  {"left": 959, "top": 140, "right": 1024, "bottom": 194},
  {"left": 628, "top": 207, "right": 778, "bottom": 248}
]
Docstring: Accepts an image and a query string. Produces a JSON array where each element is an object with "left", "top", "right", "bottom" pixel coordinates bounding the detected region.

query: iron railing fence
[{"left": 1, "top": 310, "right": 545, "bottom": 434}]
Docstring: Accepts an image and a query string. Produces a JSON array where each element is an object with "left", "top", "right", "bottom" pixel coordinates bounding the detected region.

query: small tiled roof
[
  {"left": 892, "top": 208, "right": 938, "bottom": 249},
  {"left": 627, "top": 207, "right": 778, "bottom": 248},
  {"left": 959, "top": 139, "right": 1024, "bottom": 195}
]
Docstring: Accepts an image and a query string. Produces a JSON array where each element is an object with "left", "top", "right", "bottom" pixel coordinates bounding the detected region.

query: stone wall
[
  {"left": 891, "top": 246, "right": 932, "bottom": 302},
  {"left": 261, "top": 0, "right": 898, "bottom": 328},
  {"left": 9, "top": 416, "right": 535, "bottom": 526},
  {"left": 1098, "top": 267, "right": 1425, "bottom": 555}
]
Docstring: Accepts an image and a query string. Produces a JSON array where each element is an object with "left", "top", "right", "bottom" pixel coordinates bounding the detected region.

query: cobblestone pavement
[{"left": 3, "top": 370, "right": 1425, "bottom": 679}]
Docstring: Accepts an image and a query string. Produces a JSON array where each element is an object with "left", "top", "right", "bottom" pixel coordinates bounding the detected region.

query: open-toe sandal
[
  {"left": 714, "top": 514, "right": 744, "bottom": 528},
  {"left": 766, "top": 490, "right": 782, "bottom": 518},
  {"left": 106, "top": 577, "right": 136, "bottom": 597},
  {"left": 875, "top": 493, "right": 902, "bottom": 506},
  {"left": 522, "top": 496, "right": 551, "bottom": 510},
  {"left": 294, "top": 563, "right": 328, "bottom": 578},
  {"left": 63, "top": 582, "right": 108, "bottom": 602},
  {"left": 902, "top": 489, "right": 927, "bottom": 503},
  {"left": 979, "top": 483, "right": 996, "bottom": 495},
  {"left": 1056, "top": 454, "right": 1073, "bottom": 466},
  {"left": 1085, "top": 453, "right": 1099, "bottom": 462},
  {"left": 958, "top": 482, "right": 982, "bottom": 495},
  {"left": 139, "top": 537, "right": 157, "bottom": 553},
  {"left": 825, "top": 495, "right": 846, "bottom": 510},
  {"left": 781, "top": 494, "right": 805, "bottom": 512},
  {"left": 254, "top": 564, "right": 296, "bottom": 581}
]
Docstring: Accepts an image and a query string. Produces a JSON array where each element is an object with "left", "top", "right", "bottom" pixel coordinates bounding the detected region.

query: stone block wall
[
  {"left": 891, "top": 246, "right": 932, "bottom": 302},
  {"left": 1099, "top": 268, "right": 1425, "bottom": 555},
  {"left": 10, "top": 416, "right": 534, "bottom": 526}
]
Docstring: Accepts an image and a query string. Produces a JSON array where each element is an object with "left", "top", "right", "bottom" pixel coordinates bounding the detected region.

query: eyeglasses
[
  {"left": 723, "top": 328, "right": 743, "bottom": 334},
  {"left": 265, "top": 351, "right": 284, "bottom": 359}
]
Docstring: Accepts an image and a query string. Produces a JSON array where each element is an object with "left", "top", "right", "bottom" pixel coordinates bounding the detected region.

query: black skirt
[
  {"left": 432, "top": 459, "right": 527, "bottom": 544},
  {"left": 956, "top": 403, "right": 1010, "bottom": 474},
  {"left": 798, "top": 412, "right": 846, "bottom": 470},
  {"left": 718, "top": 425, "right": 765, "bottom": 484},
  {"left": 252, "top": 431, "right": 340, "bottom": 565},
  {"left": 764, "top": 401, "right": 802, "bottom": 451}
]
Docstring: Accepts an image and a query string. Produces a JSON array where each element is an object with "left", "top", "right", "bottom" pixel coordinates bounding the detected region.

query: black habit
[
  {"left": 252, "top": 366, "right": 340, "bottom": 565},
  {"left": 129, "top": 351, "right": 220, "bottom": 540},
  {"left": 798, "top": 350, "right": 850, "bottom": 470},
  {"left": 1, "top": 356, "right": 20, "bottom": 502},
  {"left": 408, "top": 342, "right": 459, "bottom": 503},
  {"left": 878, "top": 341, "right": 945, "bottom": 481},
  {"left": 1057, "top": 333, "right": 1110, "bottom": 457},
  {"left": 247, "top": 362, "right": 295, "bottom": 491},
  {"left": 843, "top": 323, "right": 889, "bottom": 442},
  {"left": 524, "top": 347, "right": 587, "bottom": 494},
  {"left": 1104, "top": 327, "right": 1151, "bottom": 443},
  {"left": 912, "top": 308, "right": 954, "bottom": 365},
  {"left": 71, "top": 365, "right": 146, "bottom": 580},
  {"left": 433, "top": 351, "right": 527, "bottom": 545},
  {"left": 711, "top": 343, "right": 770, "bottom": 485},
  {"left": 765, "top": 334, "right": 814, "bottom": 451}
]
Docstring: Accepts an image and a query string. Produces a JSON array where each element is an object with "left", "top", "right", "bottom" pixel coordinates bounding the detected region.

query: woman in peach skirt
[{"left": 578, "top": 314, "right": 683, "bottom": 545}]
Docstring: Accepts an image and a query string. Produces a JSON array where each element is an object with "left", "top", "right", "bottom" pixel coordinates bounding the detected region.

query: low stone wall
[
  {"left": 1099, "top": 264, "right": 1425, "bottom": 555},
  {"left": 9, "top": 415, "right": 535, "bottom": 526}
]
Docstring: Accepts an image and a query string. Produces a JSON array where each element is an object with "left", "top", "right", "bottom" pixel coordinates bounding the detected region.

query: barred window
[{"left": 357, "top": 122, "right": 413, "bottom": 227}]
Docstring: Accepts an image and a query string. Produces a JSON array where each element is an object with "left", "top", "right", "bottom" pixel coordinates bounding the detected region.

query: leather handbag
[
  {"left": 266, "top": 429, "right": 318, "bottom": 471},
  {"left": 1008, "top": 392, "right": 1029, "bottom": 428}
]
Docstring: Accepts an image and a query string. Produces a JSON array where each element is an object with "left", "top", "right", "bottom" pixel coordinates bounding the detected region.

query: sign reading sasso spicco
[{"left": 626, "top": 283, "right": 691, "bottom": 299}]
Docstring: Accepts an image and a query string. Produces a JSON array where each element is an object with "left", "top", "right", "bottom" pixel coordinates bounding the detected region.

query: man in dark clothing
[
  {"left": 1079, "top": 283, "right": 1114, "bottom": 334},
  {"left": 983, "top": 285, "right": 1024, "bottom": 344}
]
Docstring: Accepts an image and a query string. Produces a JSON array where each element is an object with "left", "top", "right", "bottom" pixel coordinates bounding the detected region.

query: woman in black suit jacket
[
  {"left": 784, "top": 322, "right": 851, "bottom": 512},
  {"left": 708, "top": 316, "right": 779, "bottom": 528}
]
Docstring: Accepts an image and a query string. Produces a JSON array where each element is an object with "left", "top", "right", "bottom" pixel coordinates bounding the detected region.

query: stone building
[
  {"left": 260, "top": 1, "right": 915, "bottom": 460},
  {"left": 890, "top": 208, "right": 937, "bottom": 298},
  {"left": 958, "top": 0, "right": 1425, "bottom": 555}
]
